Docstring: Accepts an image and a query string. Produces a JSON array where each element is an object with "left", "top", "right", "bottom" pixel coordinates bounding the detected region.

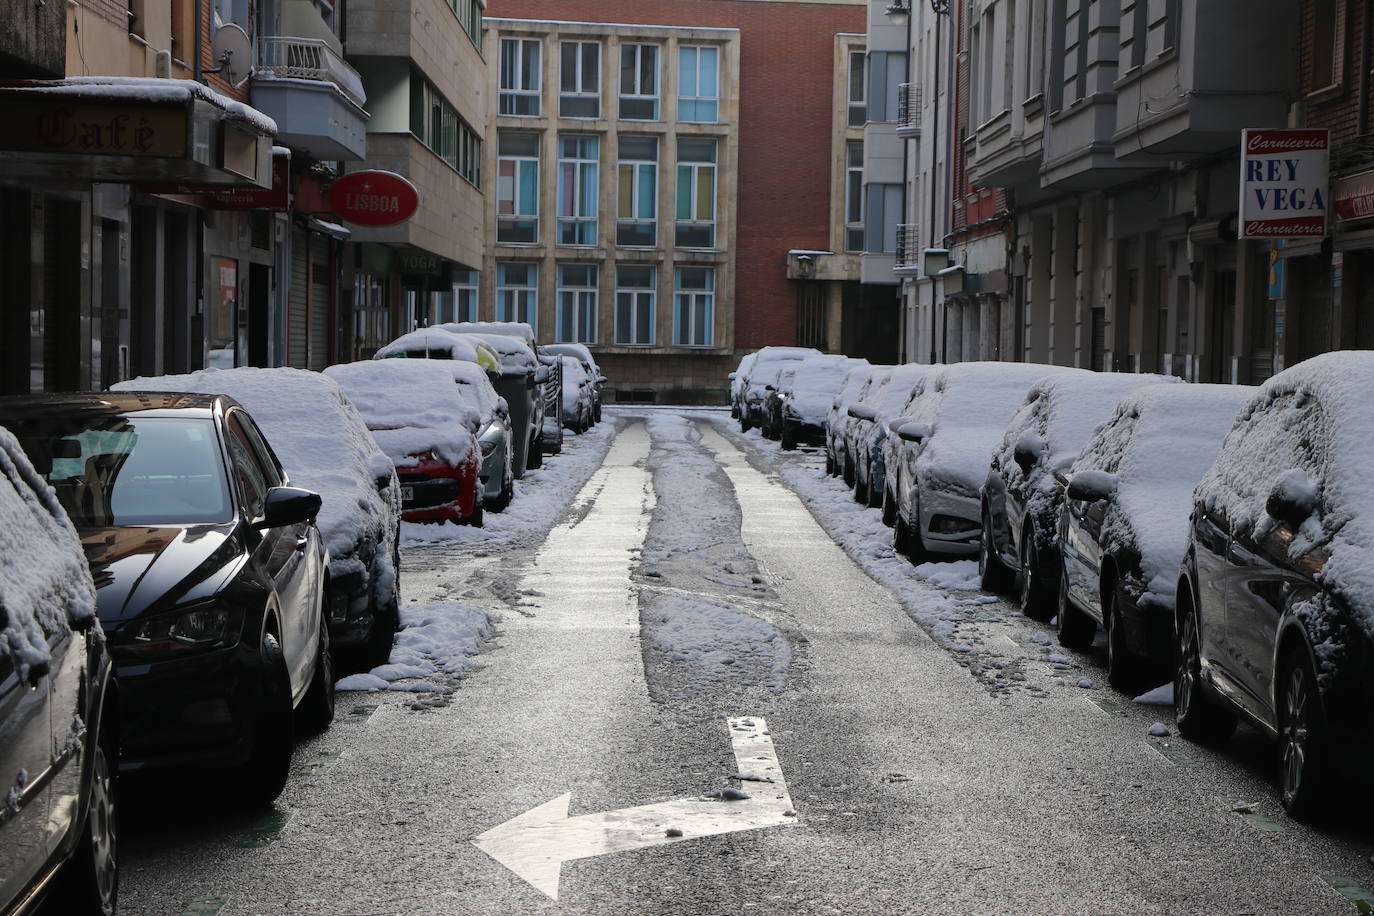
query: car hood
[{"left": 81, "top": 523, "right": 244, "bottom": 626}]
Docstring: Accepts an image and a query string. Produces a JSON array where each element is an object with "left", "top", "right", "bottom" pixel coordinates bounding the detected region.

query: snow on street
[{"left": 113, "top": 409, "right": 1374, "bottom": 916}]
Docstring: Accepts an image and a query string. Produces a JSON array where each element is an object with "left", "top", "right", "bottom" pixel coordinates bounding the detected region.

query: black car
[
  {"left": 1175, "top": 353, "right": 1374, "bottom": 819},
  {"left": 0, "top": 425, "right": 117, "bottom": 916},
  {"left": 0, "top": 393, "right": 334, "bottom": 807}
]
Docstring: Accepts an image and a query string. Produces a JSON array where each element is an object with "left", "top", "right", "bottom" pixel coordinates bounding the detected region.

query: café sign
[
  {"left": 328, "top": 170, "right": 419, "bottom": 227},
  {"left": 1238, "top": 129, "right": 1329, "bottom": 239},
  {"left": 5, "top": 98, "right": 187, "bottom": 158}
]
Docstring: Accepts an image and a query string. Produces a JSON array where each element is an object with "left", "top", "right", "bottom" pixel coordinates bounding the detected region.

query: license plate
[{"left": 401, "top": 486, "right": 414, "bottom": 502}]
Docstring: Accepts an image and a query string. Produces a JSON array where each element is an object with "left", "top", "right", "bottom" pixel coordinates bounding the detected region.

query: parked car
[
  {"left": 114, "top": 368, "right": 404, "bottom": 670},
  {"left": 849, "top": 363, "right": 928, "bottom": 513},
  {"left": 768, "top": 355, "right": 865, "bottom": 450},
  {"left": 544, "top": 343, "right": 604, "bottom": 424},
  {"left": 445, "top": 360, "right": 515, "bottom": 513},
  {"left": 374, "top": 327, "right": 501, "bottom": 373},
  {"left": 0, "top": 392, "right": 334, "bottom": 806},
  {"left": 440, "top": 325, "right": 550, "bottom": 474},
  {"left": 979, "top": 371, "right": 1173, "bottom": 618},
  {"left": 762, "top": 368, "right": 796, "bottom": 441},
  {"left": 729, "top": 353, "right": 758, "bottom": 422},
  {"left": 739, "top": 347, "right": 819, "bottom": 432},
  {"left": 833, "top": 366, "right": 893, "bottom": 486},
  {"left": 0, "top": 425, "right": 117, "bottom": 916},
  {"left": 325, "top": 361, "right": 484, "bottom": 527},
  {"left": 826, "top": 363, "right": 885, "bottom": 478},
  {"left": 559, "top": 355, "right": 596, "bottom": 433},
  {"left": 1053, "top": 382, "right": 1252, "bottom": 692},
  {"left": 1175, "top": 353, "right": 1374, "bottom": 818},
  {"left": 889, "top": 362, "right": 1081, "bottom": 562},
  {"left": 538, "top": 354, "right": 566, "bottom": 456}
]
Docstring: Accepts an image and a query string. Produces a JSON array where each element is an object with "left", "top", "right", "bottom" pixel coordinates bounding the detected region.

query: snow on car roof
[
  {"left": 544, "top": 343, "right": 600, "bottom": 375},
  {"left": 872, "top": 363, "right": 934, "bottom": 421},
  {"left": 0, "top": 425, "right": 98, "bottom": 682},
  {"left": 731, "top": 353, "right": 758, "bottom": 399},
  {"left": 374, "top": 327, "right": 486, "bottom": 362},
  {"left": 785, "top": 355, "right": 866, "bottom": 424},
  {"left": 443, "top": 360, "right": 502, "bottom": 427},
  {"left": 437, "top": 328, "right": 538, "bottom": 373},
  {"left": 440, "top": 321, "right": 535, "bottom": 349},
  {"left": 324, "top": 361, "right": 476, "bottom": 467},
  {"left": 114, "top": 368, "right": 399, "bottom": 561}
]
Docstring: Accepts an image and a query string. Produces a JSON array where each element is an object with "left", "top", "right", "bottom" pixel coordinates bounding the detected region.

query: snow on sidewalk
[{"left": 336, "top": 601, "right": 493, "bottom": 692}]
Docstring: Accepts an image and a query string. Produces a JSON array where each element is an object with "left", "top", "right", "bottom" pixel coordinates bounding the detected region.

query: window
[
  {"left": 557, "top": 135, "right": 599, "bottom": 246},
  {"left": 560, "top": 41, "right": 601, "bottom": 118},
  {"left": 496, "top": 262, "right": 538, "bottom": 331},
  {"left": 848, "top": 49, "right": 866, "bottom": 126},
  {"left": 617, "top": 136, "right": 658, "bottom": 247},
  {"left": 499, "top": 38, "right": 541, "bottom": 116},
  {"left": 619, "top": 43, "right": 660, "bottom": 120},
  {"left": 225, "top": 413, "right": 269, "bottom": 518},
  {"left": 845, "top": 141, "right": 864, "bottom": 252},
  {"left": 864, "top": 183, "right": 904, "bottom": 254},
  {"left": 1312, "top": 0, "right": 1339, "bottom": 89},
  {"left": 615, "top": 265, "right": 656, "bottom": 345},
  {"left": 410, "top": 76, "right": 481, "bottom": 186},
  {"left": 673, "top": 267, "right": 713, "bottom": 347},
  {"left": 678, "top": 45, "right": 719, "bottom": 122},
  {"left": 1025, "top": 0, "right": 1045, "bottom": 100},
  {"left": 452, "top": 0, "right": 481, "bottom": 49},
  {"left": 866, "top": 51, "right": 906, "bottom": 122},
  {"left": 675, "top": 138, "right": 716, "bottom": 249},
  {"left": 497, "top": 132, "right": 539, "bottom": 244},
  {"left": 436, "top": 271, "right": 478, "bottom": 324},
  {"left": 556, "top": 264, "right": 598, "bottom": 344}
]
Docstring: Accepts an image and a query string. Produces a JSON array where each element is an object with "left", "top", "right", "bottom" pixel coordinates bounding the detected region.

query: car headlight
[{"left": 113, "top": 601, "right": 244, "bottom": 659}]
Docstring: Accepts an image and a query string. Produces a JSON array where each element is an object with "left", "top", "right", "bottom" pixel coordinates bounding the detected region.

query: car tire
[
  {"left": 297, "top": 601, "right": 335, "bottom": 736},
  {"left": 466, "top": 500, "right": 485, "bottom": 528},
  {"left": 780, "top": 422, "right": 797, "bottom": 451},
  {"left": 239, "top": 631, "right": 293, "bottom": 807},
  {"left": 488, "top": 470, "right": 514, "bottom": 513},
  {"left": 1279, "top": 644, "right": 1331, "bottom": 820},
  {"left": 1104, "top": 582, "right": 1148, "bottom": 693},
  {"left": 865, "top": 471, "right": 883, "bottom": 509},
  {"left": 1055, "top": 572, "right": 1096, "bottom": 649},
  {"left": 52, "top": 716, "right": 119, "bottom": 916},
  {"left": 740, "top": 415, "right": 752, "bottom": 433},
  {"left": 1018, "top": 530, "right": 1053, "bottom": 621},
  {"left": 881, "top": 487, "right": 897, "bottom": 528},
  {"left": 978, "top": 508, "right": 1013, "bottom": 593},
  {"left": 842, "top": 456, "right": 855, "bottom": 488},
  {"left": 1173, "top": 592, "right": 1236, "bottom": 744},
  {"left": 854, "top": 470, "right": 870, "bottom": 506}
]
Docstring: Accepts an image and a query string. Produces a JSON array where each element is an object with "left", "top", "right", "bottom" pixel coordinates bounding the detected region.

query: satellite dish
[{"left": 211, "top": 24, "right": 252, "bottom": 88}]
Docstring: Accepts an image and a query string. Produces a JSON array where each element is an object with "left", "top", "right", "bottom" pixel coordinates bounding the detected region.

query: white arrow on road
[{"left": 472, "top": 716, "right": 797, "bottom": 900}]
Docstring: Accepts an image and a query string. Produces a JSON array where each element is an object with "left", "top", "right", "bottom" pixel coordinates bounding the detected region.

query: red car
[{"left": 393, "top": 439, "right": 482, "bottom": 525}]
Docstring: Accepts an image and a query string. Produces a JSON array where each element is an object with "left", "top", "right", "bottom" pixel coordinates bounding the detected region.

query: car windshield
[{"left": 13, "top": 416, "right": 231, "bottom": 528}]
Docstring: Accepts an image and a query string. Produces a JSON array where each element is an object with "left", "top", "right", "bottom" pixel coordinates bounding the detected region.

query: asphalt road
[{"left": 113, "top": 410, "right": 1374, "bottom": 916}]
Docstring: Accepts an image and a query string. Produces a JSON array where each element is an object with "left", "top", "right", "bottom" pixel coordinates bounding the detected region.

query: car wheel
[
  {"left": 488, "top": 469, "right": 513, "bottom": 513},
  {"left": 1279, "top": 645, "right": 1330, "bottom": 820},
  {"left": 466, "top": 500, "right": 485, "bottom": 528},
  {"left": 1018, "top": 530, "right": 1053, "bottom": 621},
  {"left": 780, "top": 422, "right": 797, "bottom": 451},
  {"left": 865, "top": 472, "right": 883, "bottom": 509},
  {"left": 297, "top": 599, "right": 336, "bottom": 736},
  {"left": 906, "top": 500, "right": 931, "bottom": 564},
  {"left": 1173, "top": 592, "right": 1236, "bottom": 743},
  {"left": 978, "top": 508, "right": 1012, "bottom": 593},
  {"left": 239, "top": 631, "right": 293, "bottom": 806},
  {"left": 53, "top": 717, "right": 118, "bottom": 916},
  {"left": 527, "top": 436, "right": 544, "bottom": 469},
  {"left": 1104, "top": 582, "right": 1147, "bottom": 693},
  {"left": 854, "top": 470, "right": 870, "bottom": 506},
  {"left": 740, "top": 414, "right": 752, "bottom": 433},
  {"left": 1056, "top": 572, "right": 1096, "bottom": 649},
  {"left": 593, "top": 404, "right": 602, "bottom": 424}
]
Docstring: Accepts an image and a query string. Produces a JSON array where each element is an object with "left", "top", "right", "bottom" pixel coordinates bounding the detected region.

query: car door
[
  {"left": 1060, "top": 411, "right": 1132, "bottom": 620},
  {"left": 43, "top": 620, "right": 87, "bottom": 858},
  {"left": 0, "top": 625, "right": 52, "bottom": 909}
]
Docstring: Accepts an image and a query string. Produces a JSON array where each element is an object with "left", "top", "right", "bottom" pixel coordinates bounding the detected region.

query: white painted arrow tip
[{"left": 472, "top": 793, "right": 572, "bottom": 900}]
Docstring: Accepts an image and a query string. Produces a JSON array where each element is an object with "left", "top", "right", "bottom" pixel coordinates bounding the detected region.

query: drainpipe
[{"left": 194, "top": 0, "right": 203, "bottom": 82}]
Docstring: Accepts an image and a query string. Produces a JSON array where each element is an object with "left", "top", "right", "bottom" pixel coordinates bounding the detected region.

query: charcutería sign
[
  {"left": 328, "top": 170, "right": 420, "bottom": 227},
  {"left": 1238, "top": 129, "right": 1329, "bottom": 239}
]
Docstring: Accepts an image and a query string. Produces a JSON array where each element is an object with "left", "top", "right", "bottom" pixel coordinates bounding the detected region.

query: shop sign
[
  {"left": 140, "top": 152, "right": 290, "bottom": 210},
  {"left": 1334, "top": 168, "right": 1374, "bottom": 222},
  {"left": 2, "top": 98, "right": 188, "bottom": 158},
  {"left": 1239, "top": 129, "right": 1329, "bottom": 239},
  {"left": 328, "top": 170, "right": 419, "bottom": 227}
]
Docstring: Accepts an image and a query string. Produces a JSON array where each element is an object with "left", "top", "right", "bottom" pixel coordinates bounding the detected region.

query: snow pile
[
  {"left": 0, "top": 427, "right": 98, "bottom": 682},
  {"left": 374, "top": 327, "right": 487, "bottom": 363},
  {"left": 1072, "top": 383, "right": 1253, "bottom": 606},
  {"left": 1195, "top": 352, "right": 1374, "bottom": 641},
  {"left": 560, "top": 355, "right": 590, "bottom": 417},
  {"left": 643, "top": 593, "right": 791, "bottom": 691},
  {"left": 335, "top": 601, "right": 493, "bottom": 692},
  {"left": 324, "top": 360, "right": 476, "bottom": 467},
  {"left": 912, "top": 560, "right": 980, "bottom": 591},
  {"left": 785, "top": 355, "right": 867, "bottom": 425},
  {"left": 10, "top": 76, "right": 278, "bottom": 135},
  {"left": 115, "top": 368, "right": 401, "bottom": 569}
]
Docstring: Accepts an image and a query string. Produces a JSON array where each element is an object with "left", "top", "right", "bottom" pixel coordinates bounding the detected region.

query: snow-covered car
[
  {"left": 445, "top": 360, "right": 515, "bottom": 512},
  {"left": 544, "top": 342, "right": 604, "bottom": 424},
  {"left": 832, "top": 366, "right": 892, "bottom": 485},
  {"left": 768, "top": 354, "right": 866, "bottom": 450},
  {"left": 115, "top": 367, "right": 404, "bottom": 668},
  {"left": 559, "top": 355, "right": 596, "bottom": 433},
  {"left": 439, "top": 325, "right": 549, "bottom": 475},
  {"left": 729, "top": 352, "right": 758, "bottom": 421},
  {"left": 889, "top": 362, "right": 1083, "bottom": 562},
  {"left": 0, "top": 424, "right": 117, "bottom": 916},
  {"left": 739, "top": 347, "right": 819, "bottom": 432},
  {"left": 1053, "top": 382, "right": 1252, "bottom": 693},
  {"left": 374, "top": 327, "right": 502, "bottom": 372},
  {"left": 0, "top": 392, "right": 335, "bottom": 805},
  {"left": 848, "top": 363, "right": 928, "bottom": 512},
  {"left": 325, "top": 361, "right": 484, "bottom": 527},
  {"left": 1175, "top": 353, "right": 1374, "bottom": 818},
  {"left": 826, "top": 363, "right": 885, "bottom": 477},
  {"left": 980, "top": 371, "right": 1174, "bottom": 618}
]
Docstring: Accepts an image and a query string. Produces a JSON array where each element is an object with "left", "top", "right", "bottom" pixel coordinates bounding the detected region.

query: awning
[{"left": 0, "top": 77, "right": 277, "bottom": 188}]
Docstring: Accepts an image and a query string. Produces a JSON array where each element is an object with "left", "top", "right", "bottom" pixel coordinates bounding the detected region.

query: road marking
[
  {"left": 1322, "top": 876, "right": 1374, "bottom": 913},
  {"left": 235, "top": 808, "right": 293, "bottom": 848},
  {"left": 472, "top": 716, "right": 797, "bottom": 901},
  {"left": 1146, "top": 739, "right": 1194, "bottom": 767},
  {"left": 181, "top": 897, "right": 227, "bottom": 915}
]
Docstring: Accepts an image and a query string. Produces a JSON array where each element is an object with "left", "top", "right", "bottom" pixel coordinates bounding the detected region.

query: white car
[{"left": 559, "top": 355, "right": 596, "bottom": 433}]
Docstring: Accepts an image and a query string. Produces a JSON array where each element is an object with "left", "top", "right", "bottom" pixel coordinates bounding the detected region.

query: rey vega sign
[{"left": 1239, "top": 129, "right": 1329, "bottom": 239}]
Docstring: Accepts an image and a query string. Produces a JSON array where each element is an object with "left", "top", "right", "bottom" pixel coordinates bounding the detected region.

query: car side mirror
[
  {"left": 495, "top": 397, "right": 510, "bottom": 419},
  {"left": 896, "top": 422, "right": 931, "bottom": 443},
  {"left": 597, "top": 375, "right": 608, "bottom": 384},
  {"left": 1266, "top": 470, "right": 1317, "bottom": 527},
  {"left": 728, "top": 372, "right": 737, "bottom": 380},
  {"left": 255, "top": 486, "right": 322, "bottom": 530},
  {"left": 1066, "top": 471, "right": 1117, "bottom": 503},
  {"left": 764, "top": 384, "right": 776, "bottom": 392}
]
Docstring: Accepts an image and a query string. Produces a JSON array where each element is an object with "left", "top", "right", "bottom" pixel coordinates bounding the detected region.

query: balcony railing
[
  {"left": 897, "top": 83, "right": 922, "bottom": 137},
  {"left": 257, "top": 36, "right": 367, "bottom": 109},
  {"left": 895, "top": 223, "right": 921, "bottom": 271}
]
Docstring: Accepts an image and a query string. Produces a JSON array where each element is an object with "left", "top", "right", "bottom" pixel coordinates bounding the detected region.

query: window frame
[
  {"left": 619, "top": 42, "right": 661, "bottom": 121},
  {"left": 677, "top": 44, "right": 720, "bottom": 123},
  {"left": 499, "top": 37, "right": 542, "bottom": 117},
  {"left": 555, "top": 263, "right": 599, "bottom": 344},
  {"left": 559, "top": 40, "right": 602, "bottom": 119},
  {"left": 675, "top": 138, "right": 717, "bottom": 250},
  {"left": 844, "top": 140, "right": 864, "bottom": 253},
  {"left": 497, "top": 132, "right": 540, "bottom": 244},
  {"left": 614, "top": 265, "right": 657, "bottom": 346},
  {"left": 495, "top": 262, "right": 539, "bottom": 332},
  {"left": 673, "top": 266, "right": 714, "bottom": 348},
  {"left": 848, "top": 48, "right": 867, "bottom": 127},
  {"left": 557, "top": 134, "right": 600, "bottom": 247},
  {"left": 617, "top": 136, "right": 659, "bottom": 247}
]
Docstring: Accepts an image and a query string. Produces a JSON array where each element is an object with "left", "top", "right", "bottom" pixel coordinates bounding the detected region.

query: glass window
[
  {"left": 436, "top": 270, "right": 478, "bottom": 324},
  {"left": 499, "top": 38, "right": 541, "bottom": 116},
  {"left": 557, "top": 135, "right": 599, "bottom": 246},
  {"left": 410, "top": 77, "right": 481, "bottom": 186},
  {"left": 556, "top": 263, "right": 598, "bottom": 344},
  {"left": 675, "top": 137, "right": 717, "bottom": 249},
  {"left": 673, "top": 267, "right": 713, "bottom": 347},
  {"left": 619, "top": 43, "right": 660, "bottom": 120},
  {"left": 864, "top": 182, "right": 904, "bottom": 254},
  {"left": 848, "top": 49, "right": 866, "bottom": 126},
  {"left": 496, "top": 262, "right": 538, "bottom": 331},
  {"left": 678, "top": 45, "right": 719, "bottom": 122},
  {"left": 497, "top": 132, "right": 540, "bottom": 244},
  {"left": 560, "top": 41, "right": 601, "bottom": 118},
  {"left": 451, "top": 0, "right": 481, "bottom": 49},
  {"left": 615, "top": 265, "right": 656, "bottom": 345},
  {"left": 617, "top": 136, "right": 658, "bottom": 247},
  {"left": 845, "top": 141, "right": 864, "bottom": 252}
]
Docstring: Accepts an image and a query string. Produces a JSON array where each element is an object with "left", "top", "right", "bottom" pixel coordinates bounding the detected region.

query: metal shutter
[
  {"left": 288, "top": 226, "right": 309, "bottom": 368},
  {"left": 308, "top": 237, "right": 330, "bottom": 371}
]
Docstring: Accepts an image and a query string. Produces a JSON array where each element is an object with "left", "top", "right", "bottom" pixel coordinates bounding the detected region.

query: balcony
[
  {"left": 251, "top": 36, "right": 369, "bottom": 160},
  {"left": 896, "top": 84, "right": 922, "bottom": 139},
  {"left": 894, "top": 223, "right": 921, "bottom": 275}
]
